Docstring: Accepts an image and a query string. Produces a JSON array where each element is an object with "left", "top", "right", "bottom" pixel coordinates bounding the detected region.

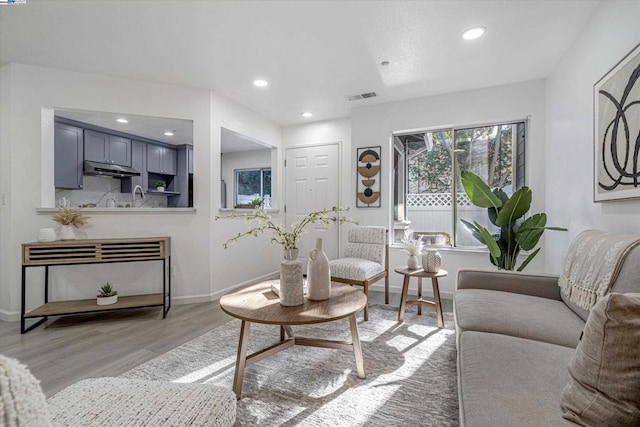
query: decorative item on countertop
[
  {"left": 422, "top": 248, "right": 442, "bottom": 273},
  {"left": 460, "top": 170, "right": 567, "bottom": 271},
  {"left": 262, "top": 195, "right": 272, "bottom": 209},
  {"left": 402, "top": 238, "right": 423, "bottom": 270},
  {"left": 216, "top": 206, "right": 356, "bottom": 306},
  {"left": 249, "top": 197, "right": 262, "bottom": 209},
  {"left": 307, "top": 238, "right": 331, "bottom": 301},
  {"left": 51, "top": 207, "right": 89, "bottom": 241},
  {"left": 156, "top": 181, "right": 166, "bottom": 192},
  {"left": 96, "top": 283, "right": 118, "bottom": 306},
  {"left": 280, "top": 248, "right": 304, "bottom": 306}
]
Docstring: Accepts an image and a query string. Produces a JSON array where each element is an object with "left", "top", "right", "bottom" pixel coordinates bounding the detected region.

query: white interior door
[{"left": 285, "top": 143, "right": 340, "bottom": 270}]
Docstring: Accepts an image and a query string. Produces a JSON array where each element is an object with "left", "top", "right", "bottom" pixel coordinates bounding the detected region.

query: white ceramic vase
[
  {"left": 280, "top": 248, "right": 304, "bottom": 306},
  {"left": 97, "top": 295, "right": 118, "bottom": 306},
  {"left": 407, "top": 254, "right": 420, "bottom": 270},
  {"left": 422, "top": 248, "right": 442, "bottom": 273},
  {"left": 307, "top": 238, "right": 331, "bottom": 301},
  {"left": 59, "top": 225, "right": 76, "bottom": 240}
]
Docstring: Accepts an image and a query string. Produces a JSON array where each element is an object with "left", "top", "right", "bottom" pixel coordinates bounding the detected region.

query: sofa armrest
[{"left": 456, "top": 269, "right": 561, "bottom": 300}]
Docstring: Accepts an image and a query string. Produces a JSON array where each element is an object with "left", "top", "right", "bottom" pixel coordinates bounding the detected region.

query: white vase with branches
[{"left": 217, "top": 207, "right": 356, "bottom": 306}]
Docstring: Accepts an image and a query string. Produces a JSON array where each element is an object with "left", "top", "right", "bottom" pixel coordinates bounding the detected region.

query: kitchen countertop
[{"left": 37, "top": 207, "right": 196, "bottom": 215}]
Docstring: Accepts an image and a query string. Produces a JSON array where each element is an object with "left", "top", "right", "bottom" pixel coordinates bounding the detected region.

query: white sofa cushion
[
  {"left": 458, "top": 331, "right": 575, "bottom": 427},
  {"left": 454, "top": 289, "right": 585, "bottom": 348}
]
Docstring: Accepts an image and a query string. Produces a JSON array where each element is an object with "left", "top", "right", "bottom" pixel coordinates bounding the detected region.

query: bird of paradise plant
[{"left": 460, "top": 170, "right": 566, "bottom": 271}]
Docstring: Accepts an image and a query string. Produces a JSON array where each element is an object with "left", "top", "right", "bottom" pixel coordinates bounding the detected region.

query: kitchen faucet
[{"left": 132, "top": 185, "right": 145, "bottom": 207}]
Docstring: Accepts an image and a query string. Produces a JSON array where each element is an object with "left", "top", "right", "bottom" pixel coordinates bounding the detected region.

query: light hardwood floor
[{"left": 0, "top": 290, "right": 452, "bottom": 397}]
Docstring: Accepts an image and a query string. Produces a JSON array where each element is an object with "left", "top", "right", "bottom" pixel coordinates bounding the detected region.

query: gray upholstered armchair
[{"left": 329, "top": 226, "right": 389, "bottom": 321}]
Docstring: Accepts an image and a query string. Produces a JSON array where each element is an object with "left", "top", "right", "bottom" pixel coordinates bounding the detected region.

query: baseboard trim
[
  {"left": 0, "top": 309, "right": 20, "bottom": 322},
  {"left": 171, "top": 270, "right": 280, "bottom": 305}
]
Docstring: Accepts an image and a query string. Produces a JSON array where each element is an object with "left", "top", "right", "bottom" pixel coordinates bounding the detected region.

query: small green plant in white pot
[
  {"left": 97, "top": 283, "right": 118, "bottom": 305},
  {"left": 156, "top": 181, "right": 166, "bottom": 192}
]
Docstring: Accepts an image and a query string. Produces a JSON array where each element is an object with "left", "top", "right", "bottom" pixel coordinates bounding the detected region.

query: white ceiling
[
  {"left": 0, "top": 0, "right": 601, "bottom": 126},
  {"left": 55, "top": 109, "right": 193, "bottom": 146}
]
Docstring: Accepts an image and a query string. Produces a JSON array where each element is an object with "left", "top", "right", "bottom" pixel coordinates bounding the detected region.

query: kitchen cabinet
[
  {"left": 54, "top": 123, "right": 84, "bottom": 189},
  {"left": 147, "top": 144, "right": 177, "bottom": 175},
  {"left": 84, "top": 130, "right": 132, "bottom": 166},
  {"left": 121, "top": 140, "right": 148, "bottom": 192},
  {"left": 188, "top": 146, "right": 194, "bottom": 174}
]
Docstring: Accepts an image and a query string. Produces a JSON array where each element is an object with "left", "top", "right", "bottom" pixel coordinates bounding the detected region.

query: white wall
[
  {"left": 0, "top": 63, "right": 282, "bottom": 319},
  {"left": 208, "top": 92, "right": 283, "bottom": 299},
  {"left": 545, "top": 1, "right": 640, "bottom": 273},
  {"left": 0, "top": 65, "right": 12, "bottom": 315},
  {"left": 283, "top": 81, "right": 548, "bottom": 298}
]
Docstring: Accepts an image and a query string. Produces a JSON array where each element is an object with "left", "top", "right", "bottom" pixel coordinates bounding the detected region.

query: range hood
[{"left": 83, "top": 160, "right": 141, "bottom": 178}]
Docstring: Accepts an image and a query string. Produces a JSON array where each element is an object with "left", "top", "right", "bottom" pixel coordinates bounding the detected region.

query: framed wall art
[
  {"left": 356, "top": 146, "right": 381, "bottom": 208},
  {"left": 594, "top": 43, "right": 640, "bottom": 202}
]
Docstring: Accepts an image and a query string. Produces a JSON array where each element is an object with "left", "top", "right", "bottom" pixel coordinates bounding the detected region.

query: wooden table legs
[
  {"left": 233, "top": 320, "right": 251, "bottom": 399},
  {"left": 397, "top": 276, "right": 445, "bottom": 328},
  {"left": 398, "top": 275, "right": 411, "bottom": 322},
  {"left": 232, "top": 316, "right": 366, "bottom": 400},
  {"left": 349, "top": 314, "right": 366, "bottom": 379},
  {"left": 431, "top": 277, "right": 445, "bottom": 329}
]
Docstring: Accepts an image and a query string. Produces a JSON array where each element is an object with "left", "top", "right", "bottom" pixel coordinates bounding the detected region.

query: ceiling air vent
[{"left": 347, "top": 91, "right": 378, "bottom": 101}]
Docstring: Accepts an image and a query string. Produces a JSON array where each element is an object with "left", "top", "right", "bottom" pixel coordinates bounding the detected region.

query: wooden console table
[{"left": 21, "top": 237, "right": 171, "bottom": 334}]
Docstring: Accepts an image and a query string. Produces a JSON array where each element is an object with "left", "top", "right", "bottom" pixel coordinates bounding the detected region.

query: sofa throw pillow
[
  {"left": 0, "top": 355, "right": 52, "bottom": 427},
  {"left": 560, "top": 293, "right": 640, "bottom": 426}
]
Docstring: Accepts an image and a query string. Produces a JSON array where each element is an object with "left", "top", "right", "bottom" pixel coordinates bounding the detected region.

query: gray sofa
[{"left": 453, "top": 241, "right": 640, "bottom": 426}]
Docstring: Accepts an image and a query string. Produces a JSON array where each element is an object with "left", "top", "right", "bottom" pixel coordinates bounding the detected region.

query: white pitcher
[{"left": 307, "top": 238, "right": 331, "bottom": 300}]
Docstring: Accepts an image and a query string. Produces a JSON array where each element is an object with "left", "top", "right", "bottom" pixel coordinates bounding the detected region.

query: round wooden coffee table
[{"left": 220, "top": 280, "right": 367, "bottom": 399}]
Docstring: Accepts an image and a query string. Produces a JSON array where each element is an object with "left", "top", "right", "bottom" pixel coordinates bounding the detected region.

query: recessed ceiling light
[
  {"left": 253, "top": 79, "right": 269, "bottom": 87},
  {"left": 381, "top": 61, "right": 390, "bottom": 66},
  {"left": 116, "top": 118, "right": 128, "bottom": 123},
  {"left": 462, "top": 26, "right": 486, "bottom": 40},
  {"left": 164, "top": 131, "right": 174, "bottom": 136},
  {"left": 301, "top": 112, "right": 313, "bottom": 118}
]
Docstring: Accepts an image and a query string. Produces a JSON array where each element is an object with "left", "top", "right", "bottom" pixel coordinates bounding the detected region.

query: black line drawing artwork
[{"left": 595, "top": 44, "right": 640, "bottom": 202}]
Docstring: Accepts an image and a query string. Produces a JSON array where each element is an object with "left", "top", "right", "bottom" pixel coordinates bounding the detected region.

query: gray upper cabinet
[
  {"left": 54, "top": 123, "right": 84, "bottom": 189},
  {"left": 121, "top": 140, "right": 148, "bottom": 193},
  {"left": 147, "top": 144, "right": 177, "bottom": 175},
  {"left": 108, "top": 135, "right": 131, "bottom": 166},
  {"left": 84, "top": 130, "right": 131, "bottom": 166}
]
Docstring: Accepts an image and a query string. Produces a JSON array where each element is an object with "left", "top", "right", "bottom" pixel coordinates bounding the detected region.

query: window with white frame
[
  {"left": 393, "top": 121, "right": 526, "bottom": 247},
  {"left": 235, "top": 168, "right": 271, "bottom": 208}
]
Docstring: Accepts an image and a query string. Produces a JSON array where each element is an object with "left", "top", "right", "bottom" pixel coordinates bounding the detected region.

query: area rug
[{"left": 122, "top": 304, "right": 459, "bottom": 426}]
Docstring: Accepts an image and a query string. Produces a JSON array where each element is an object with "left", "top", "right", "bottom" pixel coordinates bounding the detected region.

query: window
[
  {"left": 393, "top": 121, "right": 526, "bottom": 247},
  {"left": 235, "top": 168, "right": 271, "bottom": 208}
]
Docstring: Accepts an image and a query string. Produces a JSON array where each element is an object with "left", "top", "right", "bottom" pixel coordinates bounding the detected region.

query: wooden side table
[{"left": 395, "top": 267, "right": 447, "bottom": 327}]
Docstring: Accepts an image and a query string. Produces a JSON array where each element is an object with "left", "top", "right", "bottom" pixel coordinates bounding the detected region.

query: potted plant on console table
[{"left": 97, "top": 283, "right": 118, "bottom": 306}]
